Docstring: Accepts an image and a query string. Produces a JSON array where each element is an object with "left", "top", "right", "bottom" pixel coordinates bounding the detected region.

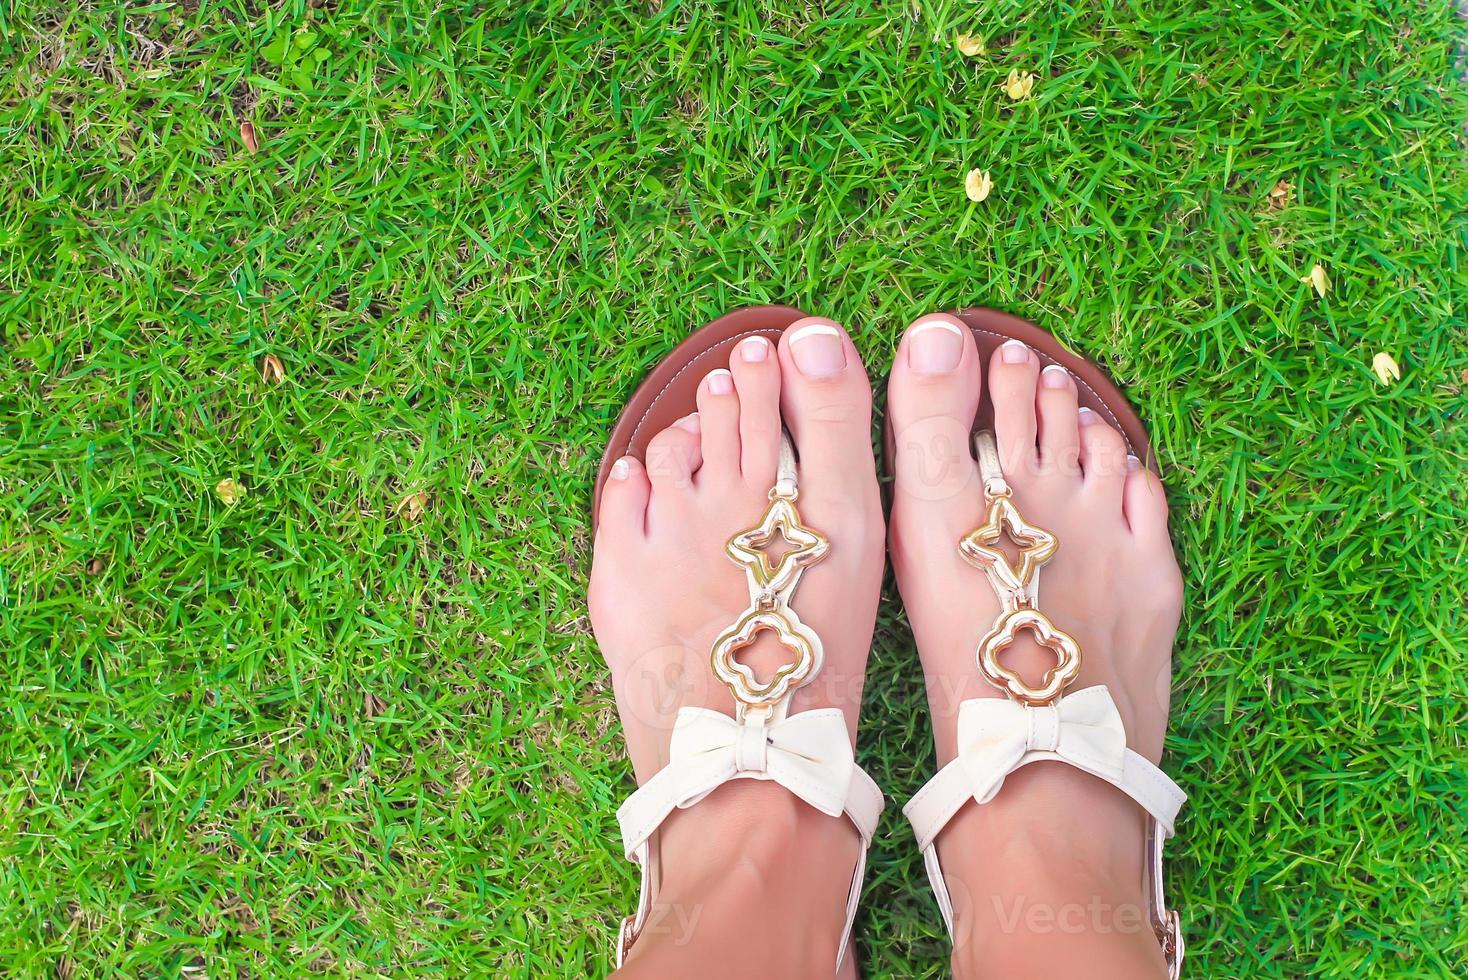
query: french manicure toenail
[
  {"left": 1001, "top": 339, "right": 1030, "bottom": 364},
  {"left": 707, "top": 369, "right": 734, "bottom": 395},
  {"left": 1078, "top": 407, "right": 1099, "bottom": 426},
  {"left": 788, "top": 322, "right": 846, "bottom": 377},
  {"left": 908, "top": 320, "right": 964, "bottom": 374},
  {"left": 676, "top": 413, "right": 701, "bottom": 433},
  {"left": 1041, "top": 364, "right": 1071, "bottom": 388},
  {"left": 740, "top": 336, "right": 770, "bottom": 362},
  {"left": 610, "top": 457, "right": 632, "bottom": 480},
  {"left": 1126, "top": 454, "right": 1142, "bottom": 471}
]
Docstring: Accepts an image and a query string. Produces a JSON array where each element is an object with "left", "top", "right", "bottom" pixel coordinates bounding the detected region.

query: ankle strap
[{"left": 904, "top": 688, "right": 1184, "bottom": 853}]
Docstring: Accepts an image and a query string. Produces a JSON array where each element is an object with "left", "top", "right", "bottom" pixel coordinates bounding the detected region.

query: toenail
[
  {"left": 907, "top": 319, "right": 964, "bottom": 374},
  {"left": 1126, "top": 454, "right": 1142, "bottom": 471},
  {"left": 788, "top": 322, "right": 846, "bottom": 377},
  {"left": 1001, "top": 339, "right": 1031, "bottom": 364},
  {"left": 1041, "top": 364, "right": 1072, "bottom": 388},
  {"left": 675, "top": 412, "right": 701, "bottom": 433},
  {"left": 610, "top": 457, "right": 632, "bottom": 480},
  {"left": 706, "top": 369, "right": 734, "bottom": 395},
  {"left": 1078, "top": 407, "right": 1100, "bottom": 426},
  {"left": 740, "top": 336, "right": 770, "bottom": 362}
]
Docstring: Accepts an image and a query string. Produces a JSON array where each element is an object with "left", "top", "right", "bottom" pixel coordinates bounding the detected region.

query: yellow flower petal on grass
[
  {"left": 1266, "top": 178, "right": 1292, "bottom": 211},
  {"left": 1004, "top": 69, "right": 1035, "bottom": 100},
  {"left": 1300, "top": 263, "right": 1329, "bottom": 297},
  {"left": 1371, "top": 352, "right": 1401, "bottom": 386},
  {"left": 965, "top": 168, "right": 993, "bottom": 202},
  {"left": 396, "top": 491, "right": 429, "bottom": 522},
  {"left": 955, "top": 34, "right": 985, "bottom": 57},
  {"left": 215, "top": 478, "right": 245, "bottom": 507}
]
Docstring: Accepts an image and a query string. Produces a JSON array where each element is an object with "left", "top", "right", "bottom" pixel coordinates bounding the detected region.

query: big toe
[
  {"left": 775, "top": 318, "right": 879, "bottom": 504},
  {"left": 887, "top": 313, "right": 983, "bottom": 511}
]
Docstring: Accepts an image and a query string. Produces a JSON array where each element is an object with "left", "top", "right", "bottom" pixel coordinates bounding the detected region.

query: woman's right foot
[
  {"left": 886, "top": 313, "right": 1184, "bottom": 977},
  {"left": 590, "top": 317, "right": 884, "bottom": 978}
]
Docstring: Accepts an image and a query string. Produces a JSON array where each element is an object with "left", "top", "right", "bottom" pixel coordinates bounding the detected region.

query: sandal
[
  {"left": 890, "top": 308, "right": 1187, "bottom": 977},
  {"left": 595, "top": 305, "right": 885, "bottom": 973}
]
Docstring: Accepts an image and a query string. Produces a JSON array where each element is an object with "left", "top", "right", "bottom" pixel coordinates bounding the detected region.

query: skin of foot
[
  {"left": 590, "top": 318, "right": 884, "bottom": 979},
  {"left": 886, "top": 313, "right": 1184, "bottom": 979}
]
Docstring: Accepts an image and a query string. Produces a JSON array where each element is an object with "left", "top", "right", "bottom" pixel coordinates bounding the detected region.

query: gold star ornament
[
  {"left": 725, "top": 494, "right": 830, "bottom": 592},
  {"left": 959, "top": 495, "right": 1058, "bottom": 594}
]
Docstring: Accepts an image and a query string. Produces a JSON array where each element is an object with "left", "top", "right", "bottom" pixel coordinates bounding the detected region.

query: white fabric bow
[
  {"left": 662, "top": 705, "right": 855, "bottom": 818},
  {"left": 957, "top": 685, "right": 1129, "bottom": 805}
]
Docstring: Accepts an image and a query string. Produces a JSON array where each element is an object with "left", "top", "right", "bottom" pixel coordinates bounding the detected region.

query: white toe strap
[
  {"left": 617, "top": 705, "right": 882, "bottom": 973},
  {"left": 903, "top": 687, "right": 1185, "bottom": 973}
]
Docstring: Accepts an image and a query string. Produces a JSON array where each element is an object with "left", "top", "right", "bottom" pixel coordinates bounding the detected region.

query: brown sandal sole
[
  {"left": 592, "top": 305, "right": 810, "bottom": 531},
  {"left": 882, "top": 307, "right": 1161, "bottom": 477}
]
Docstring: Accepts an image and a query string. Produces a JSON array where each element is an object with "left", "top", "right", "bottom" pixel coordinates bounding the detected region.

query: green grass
[{"left": 2, "top": 0, "right": 1464, "bottom": 975}]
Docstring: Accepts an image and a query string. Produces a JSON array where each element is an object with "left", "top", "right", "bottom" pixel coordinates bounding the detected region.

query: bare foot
[
  {"left": 590, "top": 318, "right": 884, "bottom": 978},
  {"left": 887, "top": 314, "right": 1183, "bottom": 978}
]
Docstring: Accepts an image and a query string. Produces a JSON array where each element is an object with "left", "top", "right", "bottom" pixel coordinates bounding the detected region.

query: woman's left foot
[{"left": 886, "top": 313, "right": 1183, "bottom": 976}]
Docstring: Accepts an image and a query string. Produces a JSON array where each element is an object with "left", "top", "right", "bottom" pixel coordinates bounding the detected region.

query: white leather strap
[
  {"left": 617, "top": 706, "right": 882, "bottom": 972},
  {"left": 905, "top": 688, "right": 1184, "bottom": 851}
]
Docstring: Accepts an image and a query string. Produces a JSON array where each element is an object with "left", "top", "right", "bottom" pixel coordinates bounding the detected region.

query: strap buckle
[{"left": 615, "top": 914, "right": 638, "bottom": 968}]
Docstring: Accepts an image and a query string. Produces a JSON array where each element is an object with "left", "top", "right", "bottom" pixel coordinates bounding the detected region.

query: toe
[
  {"left": 729, "top": 335, "right": 782, "bottom": 488},
  {"left": 776, "top": 318, "right": 877, "bottom": 490},
  {"left": 1035, "top": 364, "right": 1081, "bottom": 480},
  {"left": 695, "top": 369, "right": 740, "bottom": 481},
  {"left": 596, "top": 455, "right": 651, "bottom": 539},
  {"left": 1077, "top": 408, "right": 1129, "bottom": 505},
  {"left": 1122, "top": 461, "right": 1171, "bottom": 539},
  {"left": 887, "top": 313, "right": 982, "bottom": 507},
  {"left": 987, "top": 339, "right": 1041, "bottom": 478},
  {"left": 644, "top": 413, "right": 703, "bottom": 497}
]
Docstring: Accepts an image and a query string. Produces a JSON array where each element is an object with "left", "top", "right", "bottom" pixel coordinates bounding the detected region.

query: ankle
[
  {"left": 940, "top": 761, "right": 1147, "bottom": 881},
  {"left": 658, "top": 779, "right": 859, "bottom": 880},
  {"left": 937, "top": 763, "right": 1165, "bottom": 978},
  {"left": 620, "top": 781, "right": 859, "bottom": 977}
]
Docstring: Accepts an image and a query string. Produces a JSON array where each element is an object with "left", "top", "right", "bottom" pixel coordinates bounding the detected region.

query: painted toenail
[
  {"left": 1041, "top": 364, "right": 1072, "bottom": 388},
  {"left": 1126, "top": 454, "right": 1142, "bottom": 471},
  {"left": 740, "top": 336, "right": 770, "bottom": 362},
  {"left": 610, "top": 457, "right": 632, "bottom": 480},
  {"left": 1001, "top": 339, "right": 1031, "bottom": 364},
  {"left": 675, "top": 412, "right": 701, "bottom": 433},
  {"left": 706, "top": 369, "right": 734, "bottom": 395},
  {"left": 788, "top": 323, "right": 846, "bottom": 377},
  {"left": 907, "top": 319, "right": 964, "bottom": 374},
  {"left": 1078, "top": 407, "right": 1100, "bottom": 426}
]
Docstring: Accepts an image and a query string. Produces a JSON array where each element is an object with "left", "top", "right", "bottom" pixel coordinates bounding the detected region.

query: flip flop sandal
[
  {"left": 888, "top": 308, "right": 1186, "bottom": 977},
  {"left": 594, "top": 305, "right": 886, "bottom": 973}
]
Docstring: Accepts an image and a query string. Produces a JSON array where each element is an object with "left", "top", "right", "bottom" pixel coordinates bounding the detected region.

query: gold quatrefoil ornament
[
  {"left": 709, "top": 603, "right": 822, "bottom": 707},
  {"left": 975, "top": 607, "right": 1083, "bottom": 705}
]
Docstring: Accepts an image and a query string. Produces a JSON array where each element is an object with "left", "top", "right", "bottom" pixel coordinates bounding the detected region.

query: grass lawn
[{"left": 2, "top": 0, "right": 1465, "bottom": 975}]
